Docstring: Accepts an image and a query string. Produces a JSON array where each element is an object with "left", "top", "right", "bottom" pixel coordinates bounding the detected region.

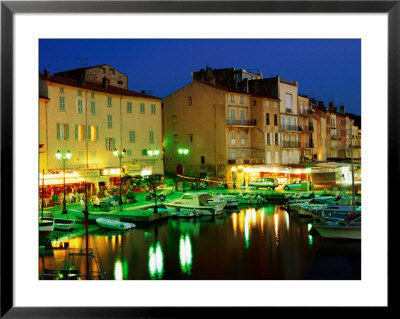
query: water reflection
[
  {"left": 114, "top": 259, "right": 123, "bottom": 280},
  {"left": 148, "top": 241, "right": 164, "bottom": 279},
  {"left": 40, "top": 204, "right": 361, "bottom": 280},
  {"left": 274, "top": 212, "right": 279, "bottom": 246},
  {"left": 179, "top": 234, "right": 193, "bottom": 275}
]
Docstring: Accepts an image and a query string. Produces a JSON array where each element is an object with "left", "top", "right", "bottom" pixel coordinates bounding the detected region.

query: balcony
[
  {"left": 282, "top": 141, "right": 301, "bottom": 148},
  {"left": 299, "top": 109, "right": 314, "bottom": 116},
  {"left": 281, "top": 125, "right": 300, "bottom": 132},
  {"left": 330, "top": 134, "right": 341, "bottom": 140},
  {"left": 226, "top": 119, "right": 256, "bottom": 127},
  {"left": 285, "top": 108, "right": 293, "bottom": 114},
  {"left": 302, "top": 142, "right": 314, "bottom": 148},
  {"left": 300, "top": 125, "right": 314, "bottom": 132},
  {"left": 228, "top": 158, "right": 265, "bottom": 164}
]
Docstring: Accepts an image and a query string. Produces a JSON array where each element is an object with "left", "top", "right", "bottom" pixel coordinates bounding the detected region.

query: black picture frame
[{"left": 1, "top": 1, "right": 395, "bottom": 317}]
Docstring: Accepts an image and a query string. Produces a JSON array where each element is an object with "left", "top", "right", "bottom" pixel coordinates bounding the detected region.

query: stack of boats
[{"left": 285, "top": 192, "right": 361, "bottom": 240}]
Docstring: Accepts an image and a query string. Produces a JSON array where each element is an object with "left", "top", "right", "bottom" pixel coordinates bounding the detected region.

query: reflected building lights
[
  {"left": 114, "top": 259, "right": 123, "bottom": 280},
  {"left": 179, "top": 234, "right": 193, "bottom": 275},
  {"left": 284, "top": 211, "right": 290, "bottom": 231},
  {"left": 244, "top": 213, "right": 250, "bottom": 249},
  {"left": 274, "top": 213, "right": 279, "bottom": 246},
  {"left": 308, "top": 234, "right": 314, "bottom": 248},
  {"left": 231, "top": 213, "right": 238, "bottom": 236},
  {"left": 148, "top": 241, "right": 164, "bottom": 279}
]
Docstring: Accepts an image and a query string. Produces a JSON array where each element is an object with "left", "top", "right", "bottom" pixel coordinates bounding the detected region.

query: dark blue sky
[{"left": 39, "top": 39, "right": 361, "bottom": 115}]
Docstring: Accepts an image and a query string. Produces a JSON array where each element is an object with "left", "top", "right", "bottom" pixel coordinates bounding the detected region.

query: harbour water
[{"left": 40, "top": 204, "right": 361, "bottom": 280}]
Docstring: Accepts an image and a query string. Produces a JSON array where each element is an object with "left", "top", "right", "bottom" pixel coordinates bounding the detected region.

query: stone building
[{"left": 39, "top": 66, "right": 162, "bottom": 192}]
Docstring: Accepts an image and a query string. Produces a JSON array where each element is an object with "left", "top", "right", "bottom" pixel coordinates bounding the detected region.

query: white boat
[
  {"left": 164, "top": 192, "right": 225, "bottom": 216},
  {"left": 312, "top": 215, "right": 361, "bottom": 240},
  {"left": 209, "top": 194, "right": 240, "bottom": 209},
  {"left": 54, "top": 218, "right": 76, "bottom": 231},
  {"left": 96, "top": 218, "right": 136, "bottom": 230},
  {"left": 39, "top": 217, "right": 55, "bottom": 236},
  {"left": 172, "top": 209, "right": 201, "bottom": 219},
  {"left": 311, "top": 205, "right": 361, "bottom": 221}
]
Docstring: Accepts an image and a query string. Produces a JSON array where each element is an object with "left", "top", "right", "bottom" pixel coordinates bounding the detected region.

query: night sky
[{"left": 39, "top": 39, "right": 361, "bottom": 115}]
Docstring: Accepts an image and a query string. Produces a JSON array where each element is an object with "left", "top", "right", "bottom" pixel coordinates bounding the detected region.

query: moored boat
[
  {"left": 96, "top": 217, "right": 136, "bottom": 230},
  {"left": 163, "top": 192, "right": 225, "bottom": 216},
  {"left": 39, "top": 217, "right": 55, "bottom": 236},
  {"left": 311, "top": 215, "right": 361, "bottom": 240},
  {"left": 54, "top": 218, "right": 76, "bottom": 231}
]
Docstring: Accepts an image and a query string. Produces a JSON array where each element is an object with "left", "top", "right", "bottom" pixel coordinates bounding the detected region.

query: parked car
[
  {"left": 248, "top": 178, "right": 279, "bottom": 190},
  {"left": 283, "top": 180, "right": 314, "bottom": 191}
]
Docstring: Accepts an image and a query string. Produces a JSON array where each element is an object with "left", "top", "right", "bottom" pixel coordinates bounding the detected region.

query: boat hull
[
  {"left": 164, "top": 203, "right": 223, "bottom": 216},
  {"left": 96, "top": 218, "right": 136, "bottom": 230},
  {"left": 312, "top": 224, "right": 361, "bottom": 240},
  {"left": 39, "top": 218, "right": 54, "bottom": 236}
]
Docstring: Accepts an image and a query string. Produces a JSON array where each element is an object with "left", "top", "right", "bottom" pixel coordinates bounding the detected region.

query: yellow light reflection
[
  {"left": 284, "top": 211, "right": 290, "bottom": 231},
  {"left": 260, "top": 209, "right": 264, "bottom": 234},
  {"left": 179, "top": 234, "right": 193, "bottom": 275},
  {"left": 114, "top": 259, "right": 123, "bottom": 280},
  {"left": 274, "top": 213, "right": 279, "bottom": 246},
  {"left": 231, "top": 213, "right": 238, "bottom": 236},
  {"left": 307, "top": 223, "right": 313, "bottom": 232},
  {"left": 251, "top": 208, "right": 257, "bottom": 226},
  {"left": 148, "top": 241, "right": 164, "bottom": 279}
]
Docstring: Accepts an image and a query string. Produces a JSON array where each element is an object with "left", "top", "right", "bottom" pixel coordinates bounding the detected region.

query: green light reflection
[
  {"left": 308, "top": 234, "right": 314, "bottom": 248},
  {"left": 244, "top": 213, "right": 250, "bottom": 249},
  {"left": 179, "top": 234, "right": 193, "bottom": 275},
  {"left": 148, "top": 241, "right": 164, "bottom": 279}
]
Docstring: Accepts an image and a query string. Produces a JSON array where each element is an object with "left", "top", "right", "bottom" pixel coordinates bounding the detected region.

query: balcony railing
[
  {"left": 330, "top": 134, "right": 341, "bottom": 140},
  {"left": 303, "top": 142, "right": 314, "bottom": 148},
  {"left": 226, "top": 119, "right": 256, "bottom": 126},
  {"left": 228, "top": 158, "right": 265, "bottom": 164},
  {"left": 299, "top": 109, "right": 314, "bottom": 116},
  {"left": 281, "top": 125, "right": 299, "bottom": 132},
  {"left": 285, "top": 108, "right": 293, "bottom": 113},
  {"left": 300, "top": 125, "right": 314, "bottom": 132},
  {"left": 282, "top": 141, "right": 301, "bottom": 148}
]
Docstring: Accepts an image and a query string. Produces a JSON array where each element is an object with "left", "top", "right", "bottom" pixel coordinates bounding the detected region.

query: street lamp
[
  {"left": 147, "top": 149, "right": 160, "bottom": 214},
  {"left": 178, "top": 148, "right": 189, "bottom": 191},
  {"left": 114, "top": 148, "right": 126, "bottom": 210},
  {"left": 147, "top": 149, "right": 160, "bottom": 179},
  {"left": 55, "top": 150, "right": 72, "bottom": 215}
]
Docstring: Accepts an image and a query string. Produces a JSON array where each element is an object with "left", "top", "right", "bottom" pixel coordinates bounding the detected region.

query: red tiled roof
[{"left": 39, "top": 73, "right": 161, "bottom": 100}]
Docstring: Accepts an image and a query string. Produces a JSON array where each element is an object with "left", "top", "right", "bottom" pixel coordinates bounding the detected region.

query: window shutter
[
  {"left": 112, "top": 138, "right": 116, "bottom": 150},
  {"left": 88, "top": 125, "right": 91, "bottom": 140},
  {"left": 75, "top": 124, "right": 78, "bottom": 140},
  {"left": 105, "top": 137, "right": 108, "bottom": 150},
  {"left": 96, "top": 126, "right": 99, "bottom": 141},
  {"left": 57, "top": 123, "right": 60, "bottom": 139},
  {"left": 83, "top": 125, "right": 87, "bottom": 141},
  {"left": 66, "top": 124, "right": 69, "bottom": 140},
  {"left": 278, "top": 133, "right": 280, "bottom": 146}
]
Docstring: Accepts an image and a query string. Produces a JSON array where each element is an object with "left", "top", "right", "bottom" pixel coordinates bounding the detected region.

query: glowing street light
[
  {"left": 147, "top": 149, "right": 160, "bottom": 214},
  {"left": 178, "top": 148, "right": 189, "bottom": 191},
  {"left": 114, "top": 148, "right": 126, "bottom": 210},
  {"left": 55, "top": 150, "right": 72, "bottom": 215}
]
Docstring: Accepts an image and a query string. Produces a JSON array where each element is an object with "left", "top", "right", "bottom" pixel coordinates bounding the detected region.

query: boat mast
[{"left": 350, "top": 120, "right": 356, "bottom": 214}]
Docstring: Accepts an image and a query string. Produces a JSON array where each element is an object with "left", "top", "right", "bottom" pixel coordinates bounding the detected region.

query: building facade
[{"left": 39, "top": 66, "right": 163, "bottom": 191}]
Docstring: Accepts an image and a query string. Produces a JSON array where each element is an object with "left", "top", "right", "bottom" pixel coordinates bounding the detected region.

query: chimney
[
  {"left": 340, "top": 105, "right": 345, "bottom": 114},
  {"left": 318, "top": 101, "right": 325, "bottom": 109},
  {"left": 44, "top": 69, "right": 50, "bottom": 78},
  {"left": 206, "top": 67, "right": 213, "bottom": 82},
  {"left": 329, "top": 101, "right": 334, "bottom": 112}
]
